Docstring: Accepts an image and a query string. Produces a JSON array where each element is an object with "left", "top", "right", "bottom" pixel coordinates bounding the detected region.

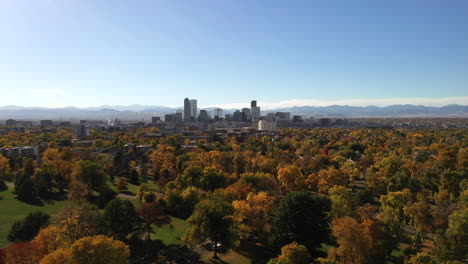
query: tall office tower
[
  {"left": 184, "top": 98, "right": 191, "bottom": 122},
  {"left": 198, "top": 110, "right": 209, "bottom": 123},
  {"left": 242, "top": 108, "right": 251, "bottom": 121},
  {"left": 214, "top": 108, "right": 223, "bottom": 119},
  {"left": 251, "top": 100, "right": 260, "bottom": 121},
  {"left": 189, "top": 99, "right": 197, "bottom": 120}
]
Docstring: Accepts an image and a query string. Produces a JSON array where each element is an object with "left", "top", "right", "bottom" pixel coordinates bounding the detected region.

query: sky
[{"left": 0, "top": 0, "right": 467, "bottom": 109}]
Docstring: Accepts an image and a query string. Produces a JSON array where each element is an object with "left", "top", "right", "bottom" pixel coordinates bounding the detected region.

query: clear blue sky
[{"left": 0, "top": 0, "right": 467, "bottom": 108}]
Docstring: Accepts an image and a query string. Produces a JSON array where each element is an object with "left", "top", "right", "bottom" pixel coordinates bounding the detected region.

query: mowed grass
[
  {"left": 0, "top": 186, "right": 68, "bottom": 248},
  {"left": 152, "top": 217, "right": 189, "bottom": 245}
]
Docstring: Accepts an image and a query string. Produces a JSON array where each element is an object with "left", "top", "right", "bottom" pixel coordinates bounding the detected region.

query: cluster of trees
[{"left": 0, "top": 127, "right": 466, "bottom": 263}]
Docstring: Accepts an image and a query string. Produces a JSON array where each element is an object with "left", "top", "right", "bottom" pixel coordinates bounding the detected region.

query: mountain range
[{"left": 0, "top": 104, "right": 466, "bottom": 121}]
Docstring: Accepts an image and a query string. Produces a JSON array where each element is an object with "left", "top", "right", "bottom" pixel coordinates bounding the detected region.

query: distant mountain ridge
[{"left": 0, "top": 104, "right": 467, "bottom": 120}]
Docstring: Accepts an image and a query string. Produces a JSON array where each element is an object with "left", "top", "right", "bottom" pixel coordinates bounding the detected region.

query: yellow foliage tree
[
  {"left": 233, "top": 191, "right": 275, "bottom": 239},
  {"left": 70, "top": 235, "right": 130, "bottom": 264},
  {"left": 39, "top": 248, "right": 74, "bottom": 264},
  {"left": 278, "top": 165, "right": 306, "bottom": 192}
]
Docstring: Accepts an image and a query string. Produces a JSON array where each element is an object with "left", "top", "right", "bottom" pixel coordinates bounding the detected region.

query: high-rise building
[
  {"left": 198, "top": 110, "right": 209, "bottom": 123},
  {"left": 184, "top": 98, "right": 191, "bottom": 122},
  {"left": 214, "top": 108, "right": 223, "bottom": 119},
  {"left": 189, "top": 99, "right": 197, "bottom": 120},
  {"left": 233, "top": 110, "right": 245, "bottom": 122},
  {"left": 251, "top": 100, "right": 260, "bottom": 121},
  {"left": 242, "top": 108, "right": 251, "bottom": 121}
]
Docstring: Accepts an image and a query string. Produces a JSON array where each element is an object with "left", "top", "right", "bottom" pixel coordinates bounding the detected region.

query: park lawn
[
  {"left": 0, "top": 187, "right": 68, "bottom": 248},
  {"left": 152, "top": 217, "right": 189, "bottom": 245}
]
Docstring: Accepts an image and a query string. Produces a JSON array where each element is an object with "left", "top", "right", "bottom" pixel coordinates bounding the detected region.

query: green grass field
[
  {"left": 0, "top": 186, "right": 68, "bottom": 248},
  {"left": 152, "top": 217, "right": 189, "bottom": 245}
]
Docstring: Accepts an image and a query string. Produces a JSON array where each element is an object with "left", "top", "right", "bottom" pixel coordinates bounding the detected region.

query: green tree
[
  {"left": 103, "top": 199, "right": 138, "bottom": 241},
  {"left": 329, "top": 185, "right": 355, "bottom": 218},
  {"left": 8, "top": 211, "right": 50, "bottom": 242},
  {"left": 182, "top": 198, "right": 238, "bottom": 258},
  {"left": 201, "top": 167, "right": 228, "bottom": 191},
  {"left": 271, "top": 191, "right": 331, "bottom": 251},
  {"left": 16, "top": 179, "right": 38, "bottom": 202},
  {"left": 72, "top": 160, "right": 107, "bottom": 190}
]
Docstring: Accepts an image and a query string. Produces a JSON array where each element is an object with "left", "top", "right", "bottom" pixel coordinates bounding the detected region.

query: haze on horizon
[{"left": 0, "top": 0, "right": 467, "bottom": 108}]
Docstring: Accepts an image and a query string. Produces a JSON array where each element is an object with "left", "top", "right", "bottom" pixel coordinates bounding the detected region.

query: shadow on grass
[
  {"left": 119, "top": 190, "right": 136, "bottom": 196},
  {"left": 16, "top": 190, "right": 68, "bottom": 206},
  {"left": 128, "top": 237, "right": 202, "bottom": 264},
  {"left": 237, "top": 239, "right": 277, "bottom": 264}
]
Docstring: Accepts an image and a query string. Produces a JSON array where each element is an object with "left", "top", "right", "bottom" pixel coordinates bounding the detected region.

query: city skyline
[{"left": 1, "top": 0, "right": 467, "bottom": 108}]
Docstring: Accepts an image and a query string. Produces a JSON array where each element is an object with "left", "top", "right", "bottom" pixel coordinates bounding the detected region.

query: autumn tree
[
  {"left": 0, "top": 154, "right": 11, "bottom": 179},
  {"left": 70, "top": 235, "right": 130, "bottom": 264},
  {"left": 278, "top": 165, "right": 306, "bottom": 193},
  {"left": 406, "top": 251, "right": 437, "bottom": 264},
  {"left": 139, "top": 200, "right": 171, "bottom": 240},
  {"left": 183, "top": 198, "right": 238, "bottom": 258},
  {"left": 268, "top": 242, "right": 311, "bottom": 264},
  {"left": 56, "top": 201, "right": 102, "bottom": 241},
  {"left": 233, "top": 191, "right": 275, "bottom": 240},
  {"left": 404, "top": 201, "right": 433, "bottom": 232},
  {"left": 1, "top": 241, "right": 43, "bottom": 264},
  {"left": 39, "top": 248, "right": 74, "bottom": 264},
  {"left": 33, "top": 225, "right": 65, "bottom": 256},
  {"left": 331, "top": 216, "right": 372, "bottom": 264}
]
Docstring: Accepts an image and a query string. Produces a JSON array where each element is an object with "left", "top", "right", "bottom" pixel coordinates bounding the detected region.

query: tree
[
  {"left": 183, "top": 198, "right": 238, "bottom": 258},
  {"left": 71, "top": 160, "right": 107, "bottom": 190},
  {"left": 103, "top": 198, "right": 138, "bottom": 241},
  {"left": 1, "top": 241, "right": 43, "bottom": 264},
  {"left": 271, "top": 191, "right": 331, "bottom": 251},
  {"left": 201, "top": 167, "right": 228, "bottom": 191},
  {"left": 32, "top": 165, "right": 56, "bottom": 197},
  {"left": 16, "top": 179, "right": 37, "bottom": 202},
  {"left": 379, "top": 189, "right": 411, "bottom": 236},
  {"left": 278, "top": 165, "right": 306, "bottom": 193},
  {"left": 240, "top": 172, "right": 279, "bottom": 195},
  {"left": 435, "top": 208, "right": 468, "bottom": 261},
  {"left": 328, "top": 185, "right": 355, "bottom": 218},
  {"left": 40, "top": 248, "right": 74, "bottom": 264},
  {"left": 177, "top": 166, "right": 204, "bottom": 188},
  {"left": 331, "top": 217, "right": 372, "bottom": 264},
  {"left": 116, "top": 178, "right": 128, "bottom": 191},
  {"left": 139, "top": 200, "right": 171, "bottom": 240},
  {"left": 8, "top": 211, "right": 50, "bottom": 242},
  {"left": 268, "top": 242, "right": 311, "bottom": 264},
  {"left": 404, "top": 201, "right": 433, "bottom": 232},
  {"left": 33, "top": 225, "right": 65, "bottom": 256},
  {"left": 406, "top": 251, "right": 437, "bottom": 264},
  {"left": 70, "top": 235, "right": 130, "bottom": 264},
  {"left": 164, "top": 186, "right": 201, "bottom": 219},
  {"left": 56, "top": 201, "right": 102, "bottom": 241},
  {"left": 0, "top": 154, "right": 11, "bottom": 179},
  {"left": 233, "top": 191, "right": 275, "bottom": 240}
]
